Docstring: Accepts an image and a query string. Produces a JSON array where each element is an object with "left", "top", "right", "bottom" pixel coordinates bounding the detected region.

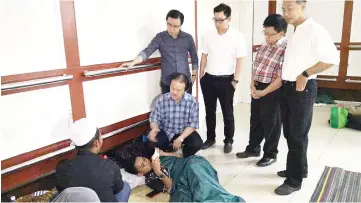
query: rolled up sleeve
[
  {"left": 188, "top": 35, "right": 199, "bottom": 70},
  {"left": 139, "top": 33, "right": 161, "bottom": 61},
  {"left": 187, "top": 102, "right": 199, "bottom": 129},
  {"left": 150, "top": 99, "right": 162, "bottom": 125}
]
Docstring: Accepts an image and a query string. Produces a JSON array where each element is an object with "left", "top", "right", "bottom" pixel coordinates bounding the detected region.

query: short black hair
[
  {"left": 166, "top": 9, "right": 184, "bottom": 25},
  {"left": 214, "top": 3, "right": 231, "bottom": 18},
  {"left": 263, "top": 14, "right": 288, "bottom": 33},
  {"left": 170, "top": 72, "right": 190, "bottom": 91},
  {"left": 124, "top": 157, "right": 138, "bottom": 175},
  {"left": 75, "top": 128, "right": 101, "bottom": 151}
]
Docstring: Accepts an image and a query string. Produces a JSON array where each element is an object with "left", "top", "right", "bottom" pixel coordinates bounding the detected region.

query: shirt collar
[
  {"left": 167, "top": 30, "right": 183, "bottom": 38},
  {"left": 274, "top": 36, "right": 287, "bottom": 47},
  {"left": 77, "top": 150, "right": 98, "bottom": 156},
  {"left": 166, "top": 92, "right": 189, "bottom": 103},
  {"left": 217, "top": 25, "right": 232, "bottom": 36},
  {"left": 178, "top": 30, "right": 183, "bottom": 37},
  {"left": 293, "top": 17, "right": 313, "bottom": 31}
]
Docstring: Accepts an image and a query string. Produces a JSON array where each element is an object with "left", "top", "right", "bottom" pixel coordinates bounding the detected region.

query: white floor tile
[{"left": 197, "top": 104, "right": 361, "bottom": 202}]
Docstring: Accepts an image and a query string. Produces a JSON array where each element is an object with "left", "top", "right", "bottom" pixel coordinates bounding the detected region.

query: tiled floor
[{"left": 130, "top": 103, "right": 361, "bottom": 202}]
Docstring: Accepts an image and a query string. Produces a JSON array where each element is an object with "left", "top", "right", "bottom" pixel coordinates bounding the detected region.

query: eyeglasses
[
  {"left": 167, "top": 23, "right": 181, "bottom": 29},
  {"left": 212, "top": 17, "right": 228, "bottom": 24},
  {"left": 262, "top": 30, "right": 280, "bottom": 37}
]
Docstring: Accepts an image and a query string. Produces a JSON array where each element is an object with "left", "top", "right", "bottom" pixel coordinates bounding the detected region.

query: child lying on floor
[{"left": 125, "top": 148, "right": 244, "bottom": 202}]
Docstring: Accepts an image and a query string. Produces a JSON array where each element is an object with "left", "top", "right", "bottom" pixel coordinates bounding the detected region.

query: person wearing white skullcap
[
  {"left": 68, "top": 118, "right": 101, "bottom": 150},
  {"left": 54, "top": 118, "right": 131, "bottom": 202}
]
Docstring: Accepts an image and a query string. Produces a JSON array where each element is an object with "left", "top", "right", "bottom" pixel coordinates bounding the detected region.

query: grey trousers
[{"left": 51, "top": 187, "right": 100, "bottom": 202}]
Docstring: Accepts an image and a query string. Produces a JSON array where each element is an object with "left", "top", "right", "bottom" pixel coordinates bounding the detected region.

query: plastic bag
[{"left": 330, "top": 106, "right": 348, "bottom": 129}]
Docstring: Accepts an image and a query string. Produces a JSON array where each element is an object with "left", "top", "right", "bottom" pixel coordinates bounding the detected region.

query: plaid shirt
[
  {"left": 253, "top": 37, "right": 287, "bottom": 83},
  {"left": 149, "top": 93, "right": 199, "bottom": 140}
]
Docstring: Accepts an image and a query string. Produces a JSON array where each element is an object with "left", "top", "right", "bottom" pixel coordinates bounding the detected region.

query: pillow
[
  {"left": 112, "top": 136, "right": 153, "bottom": 168},
  {"left": 16, "top": 188, "right": 58, "bottom": 202},
  {"left": 120, "top": 168, "right": 145, "bottom": 189}
]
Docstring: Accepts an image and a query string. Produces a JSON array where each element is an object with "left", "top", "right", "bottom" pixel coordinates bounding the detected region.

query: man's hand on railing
[
  {"left": 119, "top": 62, "right": 134, "bottom": 71},
  {"left": 119, "top": 56, "right": 143, "bottom": 70}
]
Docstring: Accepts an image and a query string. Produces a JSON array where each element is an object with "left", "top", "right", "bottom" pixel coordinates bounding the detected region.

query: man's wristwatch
[
  {"left": 158, "top": 174, "right": 165, "bottom": 179},
  {"left": 232, "top": 79, "right": 239, "bottom": 83},
  {"left": 302, "top": 71, "right": 309, "bottom": 78}
]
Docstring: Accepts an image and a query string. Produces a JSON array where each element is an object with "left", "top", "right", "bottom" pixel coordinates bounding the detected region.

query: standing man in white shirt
[
  {"left": 200, "top": 3, "right": 247, "bottom": 154},
  {"left": 275, "top": 0, "right": 339, "bottom": 195}
]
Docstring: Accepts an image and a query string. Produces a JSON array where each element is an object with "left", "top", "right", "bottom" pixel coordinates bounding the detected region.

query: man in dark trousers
[
  {"left": 236, "top": 14, "right": 288, "bottom": 167},
  {"left": 147, "top": 73, "right": 203, "bottom": 158},
  {"left": 275, "top": 0, "right": 339, "bottom": 195},
  {"left": 200, "top": 3, "right": 247, "bottom": 153}
]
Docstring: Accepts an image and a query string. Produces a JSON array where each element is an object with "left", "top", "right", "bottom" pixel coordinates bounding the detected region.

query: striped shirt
[
  {"left": 253, "top": 37, "right": 287, "bottom": 83},
  {"left": 149, "top": 93, "right": 199, "bottom": 140}
]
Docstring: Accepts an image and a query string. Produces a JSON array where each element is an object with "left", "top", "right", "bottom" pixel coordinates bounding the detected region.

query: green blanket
[{"left": 160, "top": 155, "right": 245, "bottom": 202}]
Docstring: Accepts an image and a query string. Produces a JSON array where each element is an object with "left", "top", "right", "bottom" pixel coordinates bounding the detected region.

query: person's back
[
  {"left": 54, "top": 118, "right": 130, "bottom": 202},
  {"left": 56, "top": 151, "right": 122, "bottom": 202}
]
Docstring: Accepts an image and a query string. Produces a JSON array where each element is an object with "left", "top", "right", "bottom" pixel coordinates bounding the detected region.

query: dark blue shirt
[
  {"left": 55, "top": 151, "right": 123, "bottom": 202},
  {"left": 139, "top": 31, "right": 199, "bottom": 85}
]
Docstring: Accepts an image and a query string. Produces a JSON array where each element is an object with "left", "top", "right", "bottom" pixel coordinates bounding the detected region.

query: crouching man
[{"left": 147, "top": 73, "right": 203, "bottom": 158}]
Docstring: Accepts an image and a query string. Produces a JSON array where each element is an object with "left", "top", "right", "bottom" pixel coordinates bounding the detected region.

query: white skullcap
[{"left": 69, "top": 118, "right": 98, "bottom": 146}]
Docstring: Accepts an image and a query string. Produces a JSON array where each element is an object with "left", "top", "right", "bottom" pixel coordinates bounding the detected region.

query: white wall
[
  {"left": 0, "top": 0, "right": 66, "bottom": 76},
  {"left": 83, "top": 71, "right": 162, "bottom": 128},
  {"left": 0, "top": 0, "right": 71, "bottom": 160},
  {"left": 74, "top": 0, "right": 195, "bottom": 66},
  {"left": 348, "top": 0, "right": 361, "bottom": 77},
  {"left": 253, "top": 0, "right": 268, "bottom": 45},
  {"left": 0, "top": 0, "right": 196, "bottom": 160},
  {"left": 1, "top": 87, "right": 72, "bottom": 160}
]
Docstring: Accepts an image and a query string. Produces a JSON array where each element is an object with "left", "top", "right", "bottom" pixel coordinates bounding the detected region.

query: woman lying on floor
[{"left": 125, "top": 148, "right": 244, "bottom": 202}]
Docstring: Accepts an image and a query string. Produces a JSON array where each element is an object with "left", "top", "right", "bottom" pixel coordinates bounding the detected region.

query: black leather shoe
[
  {"left": 202, "top": 140, "right": 216, "bottom": 150},
  {"left": 275, "top": 183, "right": 301, "bottom": 195},
  {"left": 236, "top": 151, "right": 260, "bottom": 158},
  {"left": 277, "top": 170, "right": 308, "bottom": 178},
  {"left": 224, "top": 143, "right": 233, "bottom": 153},
  {"left": 256, "top": 158, "right": 277, "bottom": 167}
]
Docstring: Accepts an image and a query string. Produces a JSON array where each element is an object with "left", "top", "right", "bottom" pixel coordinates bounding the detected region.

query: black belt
[
  {"left": 254, "top": 81, "right": 270, "bottom": 86},
  {"left": 282, "top": 80, "right": 296, "bottom": 84},
  {"left": 282, "top": 79, "right": 315, "bottom": 85},
  {"left": 206, "top": 73, "right": 233, "bottom": 78}
]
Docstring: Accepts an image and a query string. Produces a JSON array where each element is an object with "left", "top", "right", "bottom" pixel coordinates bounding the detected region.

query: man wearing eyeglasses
[
  {"left": 236, "top": 14, "right": 287, "bottom": 167},
  {"left": 120, "top": 10, "right": 198, "bottom": 95},
  {"left": 200, "top": 3, "right": 247, "bottom": 154}
]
